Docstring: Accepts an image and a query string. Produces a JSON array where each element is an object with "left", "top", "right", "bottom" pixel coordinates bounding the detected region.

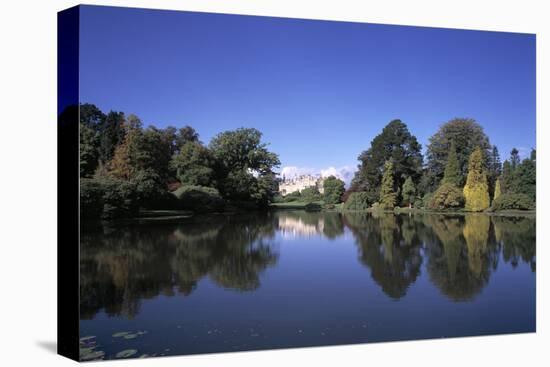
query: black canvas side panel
[{"left": 57, "top": 5, "right": 80, "bottom": 362}]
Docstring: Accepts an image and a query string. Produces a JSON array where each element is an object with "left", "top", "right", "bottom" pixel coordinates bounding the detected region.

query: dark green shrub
[
  {"left": 422, "top": 193, "right": 433, "bottom": 209},
  {"left": 429, "top": 183, "right": 464, "bottom": 210},
  {"left": 300, "top": 186, "right": 322, "bottom": 203},
  {"left": 80, "top": 177, "right": 140, "bottom": 220},
  {"left": 492, "top": 193, "right": 533, "bottom": 211},
  {"left": 283, "top": 191, "right": 302, "bottom": 202},
  {"left": 305, "top": 202, "right": 322, "bottom": 212},
  {"left": 173, "top": 185, "right": 225, "bottom": 212},
  {"left": 343, "top": 192, "right": 370, "bottom": 211},
  {"left": 101, "top": 178, "right": 140, "bottom": 219},
  {"left": 80, "top": 178, "right": 104, "bottom": 220}
]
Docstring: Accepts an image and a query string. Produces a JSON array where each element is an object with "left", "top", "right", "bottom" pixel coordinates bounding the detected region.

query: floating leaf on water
[
  {"left": 136, "top": 331, "right": 148, "bottom": 335},
  {"left": 79, "top": 347, "right": 96, "bottom": 355},
  {"left": 80, "top": 350, "right": 105, "bottom": 361},
  {"left": 80, "top": 336, "right": 96, "bottom": 342},
  {"left": 139, "top": 354, "right": 150, "bottom": 358},
  {"left": 115, "top": 349, "right": 138, "bottom": 358},
  {"left": 123, "top": 334, "right": 138, "bottom": 339},
  {"left": 112, "top": 331, "right": 131, "bottom": 338}
]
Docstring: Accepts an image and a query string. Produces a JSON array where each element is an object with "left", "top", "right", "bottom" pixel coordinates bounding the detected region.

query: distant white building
[{"left": 279, "top": 174, "right": 324, "bottom": 196}]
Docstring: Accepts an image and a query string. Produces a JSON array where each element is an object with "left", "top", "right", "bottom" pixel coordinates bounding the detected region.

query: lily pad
[
  {"left": 79, "top": 347, "right": 96, "bottom": 355},
  {"left": 112, "top": 331, "right": 131, "bottom": 338},
  {"left": 80, "top": 350, "right": 105, "bottom": 361},
  {"left": 80, "top": 336, "right": 96, "bottom": 342},
  {"left": 123, "top": 334, "right": 138, "bottom": 339},
  {"left": 116, "top": 349, "right": 138, "bottom": 358}
]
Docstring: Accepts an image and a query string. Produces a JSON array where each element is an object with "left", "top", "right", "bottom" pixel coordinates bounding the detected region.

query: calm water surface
[{"left": 80, "top": 211, "right": 535, "bottom": 360}]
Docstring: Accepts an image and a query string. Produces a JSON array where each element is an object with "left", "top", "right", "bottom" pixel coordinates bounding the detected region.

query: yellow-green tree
[
  {"left": 463, "top": 215, "right": 490, "bottom": 277},
  {"left": 463, "top": 147, "right": 490, "bottom": 211}
]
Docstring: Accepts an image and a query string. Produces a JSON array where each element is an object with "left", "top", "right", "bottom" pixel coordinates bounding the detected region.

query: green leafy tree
[
  {"left": 171, "top": 141, "right": 215, "bottom": 186},
  {"left": 351, "top": 119, "right": 423, "bottom": 203},
  {"left": 516, "top": 150, "right": 536, "bottom": 202},
  {"left": 98, "top": 111, "right": 125, "bottom": 164},
  {"left": 175, "top": 126, "right": 200, "bottom": 150},
  {"left": 401, "top": 176, "right": 416, "bottom": 208},
  {"left": 426, "top": 118, "right": 491, "bottom": 191},
  {"left": 500, "top": 148, "right": 536, "bottom": 204},
  {"left": 80, "top": 103, "right": 105, "bottom": 128},
  {"left": 80, "top": 122, "right": 99, "bottom": 177},
  {"left": 379, "top": 160, "right": 397, "bottom": 209},
  {"left": 209, "top": 128, "right": 280, "bottom": 206},
  {"left": 463, "top": 147, "right": 490, "bottom": 212},
  {"left": 323, "top": 176, "right": 345, "bottom": 204},
  {"left": 343, "top": 192, "right": 370, "bottom": 210}
]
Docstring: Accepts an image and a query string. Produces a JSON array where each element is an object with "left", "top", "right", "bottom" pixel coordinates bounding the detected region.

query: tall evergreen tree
[
  {"left": 380, "top": 160, "right": 398, "bottom": 209},
  {"left": 487, "top": 145, "right": 502, "bottom": 197},
  {"left": 463, "top": 147, "right": 490, "bottom": 212},
  {"left": 501, "top": 160, "right": 512, "bottom": 193},
  {"left": 441, "top": 141, "right": 461, "bottom": 186},
  {"left": 510, "top": 148, "right": 520, "bottom": 169},
  {"left": 493, "top": 178, "right": 502, "bottom": 202},
  {"left": 401, "top": 176, "right": 416, "bottom": 208},
  {"left": 351, "top": 119, "right": 423, "bottom": 203}
]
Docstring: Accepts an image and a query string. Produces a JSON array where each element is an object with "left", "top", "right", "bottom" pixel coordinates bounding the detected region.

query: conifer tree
[
  {"left": 380, "top": 160, "right": 397, "bottom": 209},
  {"left": 463, "top": 147, "right": 490, "bottom": 211},
  {"left": 442, "top": 141, "right": 461, "bottom": 186},
  {"left": 401, "top": 176, "right": 416, "bottom": 208},
  {"left": 493, "top": 178, "right": 502, "bottom": 202}
]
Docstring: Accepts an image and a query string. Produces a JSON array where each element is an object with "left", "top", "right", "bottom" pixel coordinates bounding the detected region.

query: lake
[{"left": 79, "top": 211, "right": 536, "bottom": 360}]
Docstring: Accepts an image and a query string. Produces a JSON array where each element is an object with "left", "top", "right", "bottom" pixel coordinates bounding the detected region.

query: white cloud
[
  {"left": 279, "top": 165, "right": 357, "bottom": 187},
  {"left": 320, "top": 166, "right": 356, "bottom": 186}
]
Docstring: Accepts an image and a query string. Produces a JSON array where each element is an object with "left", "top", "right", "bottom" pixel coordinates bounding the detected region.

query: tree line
[
  {"left": 345, "top": 118, "right": 535, "bottom": 211},
  {"left": 79, "top": 104, "right": 280, "bottom": 219}
]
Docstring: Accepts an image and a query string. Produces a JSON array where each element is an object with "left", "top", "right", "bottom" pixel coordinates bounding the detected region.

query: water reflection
[
  {"left": 344, "top": 213, "right": 422, "bottom": 299},
  {"left": 80, "top": 211, "right": 535, "bottom": 320},
  {"left": 80, "top": 213, "right": 279, "bottom": 319},
  {"left": 276, "top": 211, "right": 345, "bottom": 239}
]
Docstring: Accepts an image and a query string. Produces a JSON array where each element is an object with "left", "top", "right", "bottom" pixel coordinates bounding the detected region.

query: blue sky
[{"left": 79, "top": 5, "right": 536, "bottom": 181}]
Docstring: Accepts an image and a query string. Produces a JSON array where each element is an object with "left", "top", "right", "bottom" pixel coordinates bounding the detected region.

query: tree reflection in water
[
  {"left": 80, "top": 211, "right": 535, "bottom": 320},
  {"left": 344, "top": 212, "right": 423, "bottom": 299},
  {"left": 344, "top": 212, "right": 534, "bottom": 302},
  {"left": 80, "top": 213, "right": 279, "bottom": 319}
]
